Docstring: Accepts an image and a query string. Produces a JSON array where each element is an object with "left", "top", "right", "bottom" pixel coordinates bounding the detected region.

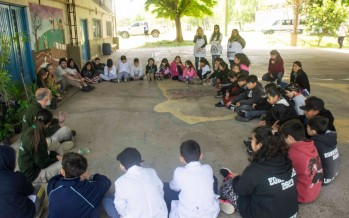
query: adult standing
[
  {"left": 209, "top": 25, "right": 223, "bottom": 68},
  {"left": 144, "top": 23, "right": 149, "bottom": 38},
  {"left": 227, "top": 29, "right": 246, "bottom": 68},
  {"left": 193, "top": 27, "right": 207, "bottom": 71},
  {"left": 337, "top": 22, "right": 348, "bottom": 49}
]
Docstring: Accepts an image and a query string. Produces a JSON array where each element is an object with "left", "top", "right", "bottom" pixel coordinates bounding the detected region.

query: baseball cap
[
  {"left": 116, "top": 147, "right": 142, "bottom": 170},
  {"left": 300, "top": 96, "right": 324, "bottom": 111}
]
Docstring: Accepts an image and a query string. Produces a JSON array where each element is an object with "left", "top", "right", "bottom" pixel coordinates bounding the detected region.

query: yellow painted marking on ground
[
  {"left": 334, "top": 119, "right": 349, "bottom": 144},
  {"left": 155, "top": 82, "right": 235, "bottom": 124}
]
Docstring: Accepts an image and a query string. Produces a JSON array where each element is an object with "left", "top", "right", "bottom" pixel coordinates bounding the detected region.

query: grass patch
[{"left": 138, "top": 40, "right": 193, "bottom": 48}]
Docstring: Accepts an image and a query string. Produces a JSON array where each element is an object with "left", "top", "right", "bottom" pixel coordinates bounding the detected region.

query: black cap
[
  {"left": 116, "top": 148, "right": 141, "bottom": 170},
  {"left": 300, "top": 96, "right": 324, "bottom": 111}
]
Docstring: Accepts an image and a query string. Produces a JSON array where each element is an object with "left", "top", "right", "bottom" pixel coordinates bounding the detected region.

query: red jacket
[
  {"left": 170, "top": 61, "right": 184, "bottom": 77},
  {"left": 268, "top": 58, "right": 284, "bottom": 74},
  {"left": 288, "top": 140, "right": 323, "bottom": 203}
]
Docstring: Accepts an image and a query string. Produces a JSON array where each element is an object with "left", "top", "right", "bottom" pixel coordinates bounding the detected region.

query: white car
[
  {"left": 118, "top": 21, "right": 168, "bottom": 38},
  {"left": 261, "top": 19, "right": 306, "bottom": 34}
]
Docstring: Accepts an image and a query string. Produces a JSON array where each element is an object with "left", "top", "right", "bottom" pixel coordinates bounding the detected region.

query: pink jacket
[
  {"left": 170, "top": 61, "right": 184, "bottom": 77},
  {"left": 183, "top": 67, "right": 197, "bottom": 78}
]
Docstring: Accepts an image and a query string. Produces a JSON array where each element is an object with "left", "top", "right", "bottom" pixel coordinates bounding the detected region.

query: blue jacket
[{"left": 47, "top": 174, "right": 111, "bottom": 218}]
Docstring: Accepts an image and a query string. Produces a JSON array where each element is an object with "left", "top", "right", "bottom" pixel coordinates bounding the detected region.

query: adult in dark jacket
[
  {"left": 219, "top": 126, "right": 298, "bottom": 217},
  {"left": 298, "top": 96, "right": 336, "bottom": 137},
  {"left": 262, "top": 50, "right": 285, "bottom": 85},
  {"left": 47, "top": 152, "right": 111, "bottom": 218},
  {"left": 290, "top": 61, "right": 310, "bottom": 94},
  {"left": 0, "top": 145, "right": 35, "bottom": 218},
  {"left": 18, "top": 109, "right": 62, "bottom": 183}
]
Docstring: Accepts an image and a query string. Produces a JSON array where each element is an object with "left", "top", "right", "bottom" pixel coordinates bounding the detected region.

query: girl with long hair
[
  {"left": 81, "top": 61, "right": 100, "bottom": 84},
  {"left": 170, "top": 56, "right": 185, "bottom": 80},
  {"left": 290, "top": 61, "right": 310, "bottom": 96},
  {"left": 227, "top": 29, "right": 246, "bottom": 68},
  {"left": 210, "top": 25, "right": 223, "bottom": 67},
  {"left": 234, "top": 53, "right": 251, "bottom": 76},
  {"left": 262, "top": 49, "right": 285, "bottom": 85}
]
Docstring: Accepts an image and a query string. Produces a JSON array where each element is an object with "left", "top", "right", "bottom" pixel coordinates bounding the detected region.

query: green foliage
[
  {"left": 228, "top": 0, "right": 259, "bottom": 23},
  {"left": 306, "top": 0, "right": 349, "bottom": 45}
]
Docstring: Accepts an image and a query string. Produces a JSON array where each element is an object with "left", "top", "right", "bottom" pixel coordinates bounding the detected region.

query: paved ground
[{"left": 14, "top": 44, "right": 349, "bottom": 217}]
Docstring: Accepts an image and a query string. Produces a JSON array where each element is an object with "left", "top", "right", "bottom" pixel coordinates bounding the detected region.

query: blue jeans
[
  {"left": 117, "top": 71, "right": 129, "bottom": 80},
  {"left": 102, "top": 194, "right": 119, "bottom": 218},
  {"left": 262, "top": 72, "right": 284, "bottom": 85},
  {"left": 245, "top": 110, "right": 267, "bottom": 120},
  {"left": 235, "top": 104, "right": 254, "bottom": 113}
]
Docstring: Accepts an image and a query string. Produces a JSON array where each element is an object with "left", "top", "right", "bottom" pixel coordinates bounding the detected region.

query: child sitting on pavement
[
  {"left": 103, "top": 147, "right": 167, "bottom": 218},
  {"left": 307, "top": 116, "right": 339, "bottom": 185},
  {"left": 146, "top": 58, "right": 157, "bottom": 82},
  {"left": 116, "top": 55, "right": 131, "bottom": 82},
  {"left": 181, "top": 60, "right": 198, "bottom": 83},
  {"left": 156, "top": 58, "right": 171, "bottom": 80},
  {"left": 280, "top": 119, "right": 323, "bottom": 203},
  {"left": 285, "top": 83, "right": 306, "bottom": 115},
  {"left": 197, "top": 58, "right": 211, "bottom": 80},
  {"left": 230, "top": 75, "right": 265, "bottom": 112},
  {"left": 130, "top": 58, "right": 144, "bottom": 80},
  {"left": 47, "top": 152, "right": 111, "bottom": 218},
  {"left": 165, "top": 140, "right": 220, "bottom": 218},
  {"left": 215, "top": 74, "right": 247, "bottom": 108}
]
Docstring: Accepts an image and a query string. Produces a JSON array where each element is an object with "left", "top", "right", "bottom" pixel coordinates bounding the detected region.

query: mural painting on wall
[{"left": 28, "top": 3, "right": 66, "bottom": 71}]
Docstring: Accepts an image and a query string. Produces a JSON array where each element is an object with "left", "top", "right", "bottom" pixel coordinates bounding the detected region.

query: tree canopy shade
[
  {"left": 306, "top": 0, "right": 349, "bottom": 45},
  {"left": 145, "top": 0, "right": 217, "bottom": 42}
]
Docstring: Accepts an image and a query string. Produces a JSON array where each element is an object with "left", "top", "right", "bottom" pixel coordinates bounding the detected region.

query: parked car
[
  {"left": 117, "top": 21, "right": 168, "bottom": 38},
  {"left": 261, "top": 19, "right": 306, "bottom": 34}
]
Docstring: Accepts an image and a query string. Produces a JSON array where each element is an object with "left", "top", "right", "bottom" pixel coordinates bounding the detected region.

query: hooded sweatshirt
[
  {"left": 265, "top": 98, "right": 297, "bottom": 126},
  {"left": 311, "top": 131, "right": 339, "bottom": 185},
  {"left": 232, "top": 156, "right": 298, "bottom": 218},
  {"left": 288, "top": 140, "right": 323, "bottom": 203},
  {"left": 299, "top": 108, "right": 336, "bottom": 138},
  {"left": 0, "top": 146, "right": 35, "bottom": 218}
]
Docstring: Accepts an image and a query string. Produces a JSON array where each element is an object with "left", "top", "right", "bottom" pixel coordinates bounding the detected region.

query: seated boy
[
  {"left": 92, "top": 57, "right": 105, "bottom": 75},
  {"left": 47, "top": 152, "right": 111, "bottom": 218},
  {"left": 285, "top": 83, "right": 306, "bottom": 115},
  {"left": 215, "top": 74, "right": 247, "bottom": 108},
  {"left": 130, "top": 58, "right": 144, "bottom": 80},
  {"left": 307, "top": 116, "right": 339, "bottom": 185},
  {"left": 280, "top": 119, "right": 323, "bottom": 203},
  {"left": 117, "top": 55, "right": 131, "bottom": 82},
  {"left": 231, "top": 75, "right": 265, "bottom": 112},
  {"left": 103, "top": 147, "right": 167, "bottom": 218},
  {"left": 167, "top": 140, "right": 220, "bottom": 218},
  {"left": 0, "top": 145, "right": 45, "bottom": 218}
]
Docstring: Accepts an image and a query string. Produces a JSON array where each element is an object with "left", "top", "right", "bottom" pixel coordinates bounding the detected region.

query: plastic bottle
[{"left": 77, "top": 148, "right": 90, "bottom": 155}]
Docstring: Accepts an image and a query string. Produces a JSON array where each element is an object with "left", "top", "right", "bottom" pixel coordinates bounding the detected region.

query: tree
[
  {"left": 287, "top": 0, "right": 307, "bottom": 46},
  {"left": 145, "top": 0, "right": 217, "bottom": 42},
  {"left": 306, "top": 0, "right": 349, "bottom": 46}
]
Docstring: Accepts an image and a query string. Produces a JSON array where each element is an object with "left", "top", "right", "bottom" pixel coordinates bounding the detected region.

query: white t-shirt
[
  {"left": 201, "top": 65, "right": 211, "bottom": 76},
  {"left": 227, "top": 41, "right": 243, "bottom": 60},
  {"left": 114, "top": 166, "right": 168, "bottom": 218},
  {"left": 169, "top": 161, "right": 220, "bottom": 218}
]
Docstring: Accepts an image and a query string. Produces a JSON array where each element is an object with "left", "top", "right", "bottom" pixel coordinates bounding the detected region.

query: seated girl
[
  {"left": 156, "top": 58, "right": 171, "bottom": 80},
  {"left": 219, "top": 126, "right": 298, "bottom": 217},
  {"left": 234, "top": 53, "right": 250, "bottom": 76},
  {"left": 81, "top": 61, "right": 100, "bottom": 84},
  {"left": 181, "top": 60, "right": 197, "bottom": 83},
  {"left": 170, "top": 56, "right": 184, "bottom": 80},
  {"left": 18, "top": 109, "right": 65, "bottom": 183},
  {"left": 290, "top": 61, "right": 310, "bottom": 96},
  {"left": 197, "top": 58, "right": 211, "bottom": 80}
]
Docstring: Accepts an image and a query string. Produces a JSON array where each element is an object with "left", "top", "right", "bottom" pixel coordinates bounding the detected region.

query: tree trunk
[
  {"left": 291, "top": 1, "right": 300, "bottom": 46},
  {"left": 317, "top": 35, "right": 323, "bottom": 46},
  {"left": 225, "top": 0, "right": 229, "bottom": 36},
  {"left": 174, "top": 15, "right": 184, "bottom": 42}
]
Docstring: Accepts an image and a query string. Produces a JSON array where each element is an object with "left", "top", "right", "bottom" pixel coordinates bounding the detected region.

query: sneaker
[
  {"left": 220, "top": 167, "right": 233, "bottom": 179},
  {"left": 243, "top": 138, "right": 251, "bottom": 147},
  {"left": 81, "top": 86, "right": 91, "bottom": 92},
  {"left": 227, "top": 104, "right": 236, "bottom": 111},
  {"left": 71, "top": 130, "right": 77, "bottom": 137},
  {"left": 235, "top": 115, "right": 250, "bottom": 122},
  {"left": 247, "top": 144, "right": 253, "bottom": 155},
  {"left": 214, "top": 102, "right": 225, "bottom": 108},
  {"left": 238, "top": 110, "right": 246, "bottom": 117},
  {"left": 60, "top": 141, "right": 74, "bottom": 151},
  {"left": 124, "top": 78, "right": 128, "bottom": 82},
  {"left": 215, "top": 92, "right": 223, "bottom": 98},
  {"left": 110, "top": 79, "right": 117, "bottom": 83},
  {"left": 87, "top": 85, "right": 95, "bottom": 90},
  {"left": 117, "top": 79, "right": 121, "bottom": 83},
  {"left": 219, "top": 199, "right": 235, "bottom": 214}
]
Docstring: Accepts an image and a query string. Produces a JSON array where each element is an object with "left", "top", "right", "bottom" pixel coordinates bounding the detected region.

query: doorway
[{"left": 80, "top": 19, "right": 90, "bottom": 62}]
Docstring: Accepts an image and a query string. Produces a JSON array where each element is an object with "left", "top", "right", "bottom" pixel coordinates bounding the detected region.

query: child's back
[
  {"left": 115, "top": 165, "right": 168, "bottom": 218},
  {"left": 170, "top": 161, "right": 219, "bottom": 218},
  {"left": 311, "top": 131, "right": 339, "bottom": 185}
]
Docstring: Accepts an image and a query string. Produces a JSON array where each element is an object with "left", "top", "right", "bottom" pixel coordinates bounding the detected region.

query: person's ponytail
[{"left": 30, "top": 109, "right": 53, "bottom": 152}]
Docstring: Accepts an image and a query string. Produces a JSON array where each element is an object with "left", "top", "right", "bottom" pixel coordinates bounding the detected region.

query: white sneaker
[
  {"left": 219, "top": 200, "right": 235, "bottom": 214},
  {"left": 60, "top": 141, "right": 74, "bottom": 151}
]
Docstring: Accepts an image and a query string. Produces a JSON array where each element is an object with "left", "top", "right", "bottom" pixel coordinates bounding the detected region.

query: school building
[{"left": 0, "top": 0, "right": 116, "bottom": 84}]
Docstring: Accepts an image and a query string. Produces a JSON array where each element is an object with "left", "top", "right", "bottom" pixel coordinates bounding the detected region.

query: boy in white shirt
[
  {"left": 117, "top": 55, "right": 131, "bottom": 82},
  {"left": 130, "top": 58, "right": 144, "bottom": 80},
  {"left": 103, "top": 147, "right": 167, "bottom": 218},
  {"left": 167, "top": 140, "right": 220, "bottom": 218}
]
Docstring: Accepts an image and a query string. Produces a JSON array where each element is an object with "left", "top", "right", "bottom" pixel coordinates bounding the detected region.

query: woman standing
[
  {"left": 193, "top": 27, "right": 207, "bottom": 71},
  {"left": 290, "top": 61, "right": 310, "bottom": 95},
  {"left": 227, "top": 29, "right": 246, "bottom": 68},
  {"left": 219, "top": 126, "right": 298, "bottom": 217},
  {"left": 210, "top": 25, "right": 223, "bottom": 68}
]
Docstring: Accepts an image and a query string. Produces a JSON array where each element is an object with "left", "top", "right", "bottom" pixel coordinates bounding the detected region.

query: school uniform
[
  {"left": 311, "top": 131, "right": 339, "bottom": 185},
  {"left": 169, "top": 161, "right": 220, "bottom": 218},
  {"left": 101, "top": 65, "right": 117, "bottom": 81},
  {"left": 130, "top": 65, "right": 144, "bottom": 79},
  {"left": 117, "top": 60, "right": 131, "bottom": 80},
  {"left": 289, "top": 140, "right": 323, "bottom": 203},
  {"left": 47, "top": 174, "right": 111, "bottom": 218},
  {"left": 114, "top": 165, "right": 168, "bottom": 218},
  {"left": 228, "top": 156, "right": 299, "bottom": 218}
]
